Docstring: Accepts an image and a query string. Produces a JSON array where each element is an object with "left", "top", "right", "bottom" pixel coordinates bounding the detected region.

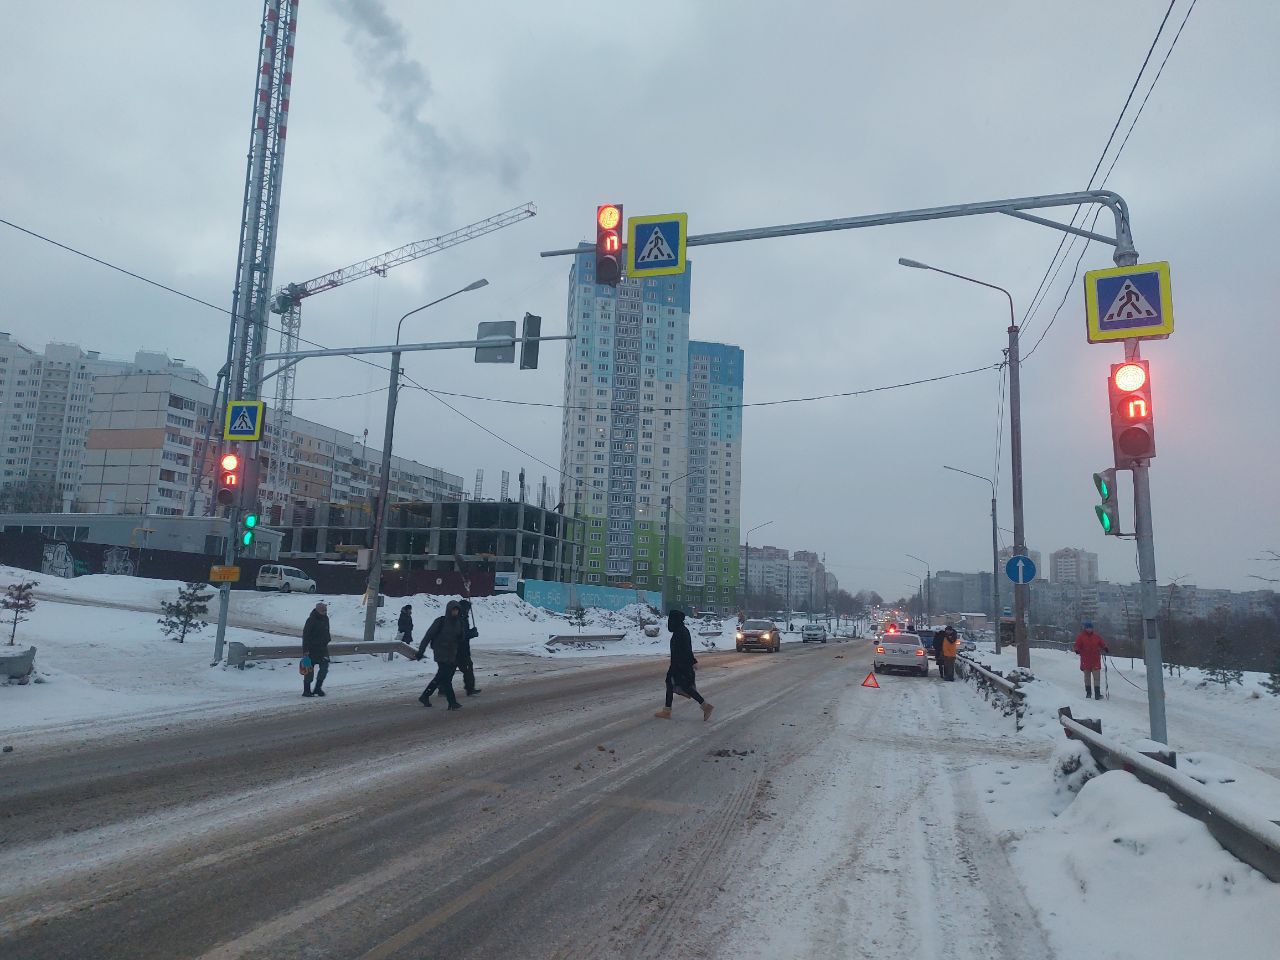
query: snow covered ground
[{"left": 0, "top": 567, "right": 736, "bottom": 738}]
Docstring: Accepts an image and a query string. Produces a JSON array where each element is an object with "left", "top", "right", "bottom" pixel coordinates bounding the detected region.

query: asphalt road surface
[{"left": 0, "top": 638, "right": 1055, "bottom": 960}]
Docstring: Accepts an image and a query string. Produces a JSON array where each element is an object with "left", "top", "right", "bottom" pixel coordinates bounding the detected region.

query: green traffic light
[
  {"left": 1095, "top": 505, "right": 1112, "bottom": 533},
  {"left": 244, "top": 513, "right": 258, "bottom": 529},
  {"left": 241, "top": 531, "right": 254, "bottom": 547}
]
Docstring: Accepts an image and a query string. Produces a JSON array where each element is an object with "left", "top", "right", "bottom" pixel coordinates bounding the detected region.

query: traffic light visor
[
  {"left": 1113, "top": 363, "right": 1147, "bottom": 392},
  {"left": 1093, "top": 471, "right": 1111, "bottom": 499}
]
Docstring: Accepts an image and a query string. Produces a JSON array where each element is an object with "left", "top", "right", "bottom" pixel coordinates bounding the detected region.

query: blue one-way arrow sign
[{"left": 1005, "top": 555, "right": 1037, "bottom": 585}]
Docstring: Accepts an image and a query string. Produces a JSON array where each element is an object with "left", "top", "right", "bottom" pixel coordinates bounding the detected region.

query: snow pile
[{"left": 1010, "top": 771, "right": 1280, "bottom": 959}]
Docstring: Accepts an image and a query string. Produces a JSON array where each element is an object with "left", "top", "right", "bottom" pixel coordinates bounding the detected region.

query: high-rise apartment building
[
  {"left": 1050, "top": 547, "right": 1100, "bottom": 585},
  {"left": 559, "top": 252, "right": 742, "bottom": 612}
]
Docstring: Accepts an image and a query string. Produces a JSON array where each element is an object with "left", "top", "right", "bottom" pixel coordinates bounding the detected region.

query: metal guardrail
[
  {"left": 1059, "top": 710, "right": 1280, "bottom": 882},
  {"left": 546, "top": 633, "right": 626, "bottom": 645},
  {"left": 226, "top": 640, "right": 415, "bottom": 668},
  {"left": 956, "top": 653, "right": 1027, "bottom": 730}
]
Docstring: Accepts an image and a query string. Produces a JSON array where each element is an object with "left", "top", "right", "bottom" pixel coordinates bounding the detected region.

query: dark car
[{"left": 736, "top": 619, "right": 781, "bottom": 653}]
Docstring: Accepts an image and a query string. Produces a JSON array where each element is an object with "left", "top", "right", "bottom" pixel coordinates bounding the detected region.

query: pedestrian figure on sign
[
  {"left": 655, "top": 609, "right": 713, "bottom": 722},
  {"left": 938, "top": 626, "right": 960, "bottom": 681},
  {"left": 302, "top": 602, "right": 331, "bottom": 698},
  {"left": 1074, "top": 621, "right": 1108, "bottom": 700},
  {"left": 457, "top": 599, "right": 482, "bottom": 696},
  {"left": 396, "top": 604, "right": 414, "bottom": 645},
  {"left": 416, "top": 600, "right": 464, "bottom": 710}
]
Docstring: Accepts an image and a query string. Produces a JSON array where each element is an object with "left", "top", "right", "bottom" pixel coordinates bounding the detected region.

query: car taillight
[
  {"left": 876, "top": 646, "right": 885, "bottom": 654},
  {"left": 916, "top": 648, "right": 925, "bottom": 656}
]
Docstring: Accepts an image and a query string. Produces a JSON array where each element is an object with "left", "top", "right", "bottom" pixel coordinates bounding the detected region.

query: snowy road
[{"left": 0, "top": 638, "right": 1059, "bottom": 959}]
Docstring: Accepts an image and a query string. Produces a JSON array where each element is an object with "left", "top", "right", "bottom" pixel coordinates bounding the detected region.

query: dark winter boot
[
  {"left": 1085, "top": 685, "right": 1093, "bottom": 698},
  {"left": 418, "top": 692, "right": 432, "bottom": 707},
  {"left": 446, "top": 701, "right": 463, "bottom": 711},
  {"left": 314, "top": 688, "right": 326, "bottom": 697},
  {"left": 465, "top": 688, "right": 481, "bottom": 696},
  {"left": 1095, "top": 690, "right": 1104, "bottom": 700}
]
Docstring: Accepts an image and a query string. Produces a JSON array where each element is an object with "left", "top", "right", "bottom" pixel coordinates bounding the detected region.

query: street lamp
[
  {"left": 943, "top": 464, "right": 1001, "bottom": 652},
  {"left": 905, "top": 553, "right": 931, "bottom": 623},
  {"left": 363, "top": 279, "right": 489, "bottom": 642},
  {"left": 659, "top": 468, "right": 701, "bottom": 613},
  {"left": 743, "top": 520, "right": 774, "bottom": 618},
  {"left": 899, "top": 256, "right": 1030, "bottom": 668}
]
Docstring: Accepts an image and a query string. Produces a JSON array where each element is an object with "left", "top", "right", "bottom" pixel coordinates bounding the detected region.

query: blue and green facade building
[{"left": 560, "top": 251, "right": 742, "bottom": 614}]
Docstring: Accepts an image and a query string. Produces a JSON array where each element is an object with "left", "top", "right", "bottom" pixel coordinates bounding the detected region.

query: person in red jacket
[{"left": 1073, "top": 621, "right": 1108, "bottom": 700}]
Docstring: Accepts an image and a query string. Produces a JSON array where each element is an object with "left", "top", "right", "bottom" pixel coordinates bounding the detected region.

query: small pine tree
[
  {"left": 3, "top": 580, "right": 38, "bottom": 646},
  {"left": 1202, "top": 631, "right": 1244, "bottom": 687},
  {"left": 568, "top": 605, "right": 588, "bottom": 634},
  {"left": 1263, "top": 657, "right": 1280, "bottom": 698},
  {"left": 158, "top": 581, "right": 213, "bottom": 644}
]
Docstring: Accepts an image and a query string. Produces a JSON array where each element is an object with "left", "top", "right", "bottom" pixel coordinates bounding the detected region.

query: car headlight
[
  {"left": 735, "top": 632, "right": 744, "bottom": 640},
  {"left": 761, "top": 631, "right": 771, "bottom": 639}
]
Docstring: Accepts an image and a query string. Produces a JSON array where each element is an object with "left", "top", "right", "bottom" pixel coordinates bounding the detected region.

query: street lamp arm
[
  {"left": 396, "top": 278, "right": 488, "bottom": 343},
  {"left": 902, "top": 262, "right": 1016, "bottom": 330},
  {"left": 942, "top": 464, "right": 995, "bottom": 496}
]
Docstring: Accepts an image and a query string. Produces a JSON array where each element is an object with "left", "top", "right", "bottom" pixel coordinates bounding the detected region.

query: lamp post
[
  {"left": 901, "top": 571, "right": 924, "bottom": 624},
  {"left": 943, "top": 464, "right": 1001, "bottom": 652},
  {"left": 905, "top": 553, "right": 930, "bottom": 623},
  {"left": 362, "top": 279, "right": 489, "bottom": 642},
  {"left": 899, "top": 257, "right": 1029, "bottom": 668},
  {"left": 743, "top": 520, "right": 773, "bottom": 618},
  {"left": 659, "top": 468, "right": 700, "bottom": 613}
]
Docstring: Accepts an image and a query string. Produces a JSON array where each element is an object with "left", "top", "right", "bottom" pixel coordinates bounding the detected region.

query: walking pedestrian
[
  {"left": 396, "top": 604, "right": 414, "bottom": 645},
  {"left": 932, "top": 627, "right": 946, "bottom": 676},
  {"left": 1074, "top": 621, "right": 1108, "bottom": 700},
  {"left": 655, "top": 609, "right": 713, "bottom": 722},
  {"left": 456, "top": 599, "right": 482, "bottom": 696},
  {"left": 939, "top": 626, "right": 960, "bottom": 681},
  {"left": 302, "top": 601, "right": 331, "bottom": 698},
  {"left": 415, "top": 599, "right": 464, "bottom": 710}
]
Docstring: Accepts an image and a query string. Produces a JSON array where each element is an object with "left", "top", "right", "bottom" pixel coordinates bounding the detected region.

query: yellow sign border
[
  {"left": 1084, "top": 261, "right": 1173, "bottom": 343},
  {"left": 627, "top": 212, "right": 688, "bottom": 278},
  {"left": 223, "top": 400, "right": 265, "bottom": 441}
]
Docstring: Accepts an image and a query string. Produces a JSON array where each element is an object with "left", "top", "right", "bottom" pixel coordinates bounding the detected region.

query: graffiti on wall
[
  {"left": 101, "top": 546, "right": 137, "bottom": 577},
  {"left": 41, "top": 542, "right": 75, "bottom": 579}
]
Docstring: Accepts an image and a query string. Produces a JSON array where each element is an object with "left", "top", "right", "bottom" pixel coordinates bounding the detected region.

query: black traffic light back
[
  {"left": 1107, "top": 359, "right": 1156, "bottom": 469},
  {"left": 595, "top": 204, "right": 623, "bottom": 285},
  {"left": 519, "top": 313, "right": 541, "bottom": 370}
]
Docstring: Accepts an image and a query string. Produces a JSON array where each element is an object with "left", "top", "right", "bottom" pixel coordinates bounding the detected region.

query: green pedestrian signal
[
  {"left": 1093, "top": 469, "right": 1119, "bottom": 536},
  {"left": 241, "top": 512, "right": 258, "bottom": 549}
]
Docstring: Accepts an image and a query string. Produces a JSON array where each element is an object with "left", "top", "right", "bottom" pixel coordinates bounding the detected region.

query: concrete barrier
[{"left": 226, "top": 640, "right": 416, "bottom": 669}]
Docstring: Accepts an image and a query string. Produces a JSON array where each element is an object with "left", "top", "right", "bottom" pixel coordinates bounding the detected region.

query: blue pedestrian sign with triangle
[{"left": 224, "top": 400, "right": 265, "bottom": 441}]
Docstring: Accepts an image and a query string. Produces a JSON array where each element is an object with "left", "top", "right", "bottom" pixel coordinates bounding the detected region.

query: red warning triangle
[{"left": 861, "top": 671, "right": 880, "bottom": 689}]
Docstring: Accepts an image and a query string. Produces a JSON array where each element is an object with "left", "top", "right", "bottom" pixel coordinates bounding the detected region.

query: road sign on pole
[
  {"left": 1005, "top": 555, "right": 1037, "bottom": 585},
  {"left": 224, "top": 401, "right": 265, "bottom": 441},
  {"left": 627, "top": 213, "right": 687, "bottom": 277},
  {"left": 1084, "top": 261, "right": 1173, "bottom": 343}
]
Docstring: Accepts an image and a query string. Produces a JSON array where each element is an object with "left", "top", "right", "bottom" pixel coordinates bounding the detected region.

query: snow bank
[{"left": 1011, "top": 771, "right": 1280, "bottom": 960}]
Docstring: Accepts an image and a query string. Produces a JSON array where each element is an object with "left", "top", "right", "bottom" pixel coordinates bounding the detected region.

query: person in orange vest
[
  {"left": 938, "top": 626, "right": 960, "bottom": 681},
  {"left": 1074, "top": 621, "right": 1108, "bottom": 700}
]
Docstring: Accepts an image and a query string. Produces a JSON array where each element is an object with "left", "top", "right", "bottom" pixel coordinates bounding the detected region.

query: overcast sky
[{"left": 2, "top": 1, "right": 1277, "bottom": 599}]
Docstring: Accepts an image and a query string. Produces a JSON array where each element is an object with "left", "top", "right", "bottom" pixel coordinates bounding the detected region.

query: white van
[{"left": 255, "top": 564, "right": 317, "bottom": 593}]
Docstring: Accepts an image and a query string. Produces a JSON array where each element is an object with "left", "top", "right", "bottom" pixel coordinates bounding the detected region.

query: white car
[
  {"left": 801, "top": 623, "right": 828, "bottom": 643},
  {"left": 873, "top": 631, "right": 930, "bottom": 676},
  {"left": 255, "top": 564, "right": 317, "bottom": 593}
]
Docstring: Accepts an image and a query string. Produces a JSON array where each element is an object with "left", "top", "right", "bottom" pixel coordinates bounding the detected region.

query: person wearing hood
[
  {"left": 456, "top": 598, "right": 481, "bottom": 697},
  {"left": 415, "top": 600, "right": 464, "bottom": 710},
  {"left": 655, "top": 609, "right": 713, "bottom": 722},
  {"left": 302, "top": 602, "right": 331, "bottom": 698},
  {"left": 396, "top": 604, "right": 414, "bottom": 645},
  {"left": 938, "top": 625, "right": 960, "bottom": 681}
]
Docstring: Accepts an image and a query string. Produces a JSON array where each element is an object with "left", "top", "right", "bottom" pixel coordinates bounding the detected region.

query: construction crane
[{"left": 263, "top": 202, "right": 537, "bottom": 512}]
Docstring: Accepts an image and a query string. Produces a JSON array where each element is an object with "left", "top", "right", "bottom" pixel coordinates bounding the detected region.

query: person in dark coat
[
  {"left": 932, "top": 628, "right": 946, "bottom": 676},
  {"left": 302, "top": 602, "right": 331, "bottom": 697},
  {"left": 396, "top": 604, "right": 414, "bottom": 645},
  {"left": 415, "top": 600, "right": 463, "bottom": 710},
  {"left": 655, "top": 609, "right": 713, "bottom": 722},
  {"left": 456, "top": 599, "right": 482, "bottom": 696}
]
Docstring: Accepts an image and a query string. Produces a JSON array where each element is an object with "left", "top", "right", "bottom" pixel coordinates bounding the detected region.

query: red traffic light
[
  {"left": 220, "top": 453, "right": 240, "bottom": 472},
  {"left": 595, "top": 203, "right": 623, "bottom": 286},
  {"left": 1106, "top": 359, "right": 1155, "bottom": 468}
]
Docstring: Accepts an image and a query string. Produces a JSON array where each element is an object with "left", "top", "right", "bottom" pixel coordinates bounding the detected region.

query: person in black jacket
[
  {"left": 415, "top": 600, "right": 464, "bottom": 710},
  {"left": 302, "top": 602, "right": 331, "bottom": 698},
  {"left": 456, "top": 599, "right": 481, "bottom": 696},
  {"left": 396, "top": 604, "right": 414, "bottom": 645},
  {"left": 655, "top": 609, "right": 713, "bottom": 721}
]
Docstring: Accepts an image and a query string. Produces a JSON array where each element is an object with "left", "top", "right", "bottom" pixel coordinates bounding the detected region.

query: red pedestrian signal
[
  {"left": 217, "top": 451, "right": 242, "bottom": 507},
  {"left": 596, "top": 203, "right": 623, "bottom": 286},
  {"left": 1107, "top": 359, "right": 1156, "bottom": 469}
]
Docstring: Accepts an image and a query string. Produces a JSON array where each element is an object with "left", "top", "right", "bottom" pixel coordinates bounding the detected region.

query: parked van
[{"left": 255, "top": 565, "right": 317, "bottom": 593}]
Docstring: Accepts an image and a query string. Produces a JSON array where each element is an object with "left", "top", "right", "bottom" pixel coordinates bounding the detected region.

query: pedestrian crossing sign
[
  {"left": 1084, "top": 261, "right": 1173, "bottom": 343},
  {"left": 627, "top": 212, "right": 687, "bottom": 278},
  {"left": 224, "top": 400, "right": 265, "bottom": 441}
]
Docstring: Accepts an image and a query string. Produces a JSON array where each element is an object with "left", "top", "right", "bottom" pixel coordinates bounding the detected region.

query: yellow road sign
[
  {"left": 224, "top": 401, "right": 265, "bottom": 441},
  {"left": 209, "top": 565, "right": 241, "bottom": 583},
  {"left": 1084, "top": 261, "right": 1173, "bottom": 343},
  {"left": 627, "top": 213, "right": 687, "bottom": 278}
]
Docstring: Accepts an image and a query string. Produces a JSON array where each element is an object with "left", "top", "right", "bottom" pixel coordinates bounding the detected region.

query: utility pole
[
  {"left": 1007, "top": 322, "right": 1029, "bottom": 667},
  {"left": 743, "top": 520, "right": 773, "bottom": 619}
]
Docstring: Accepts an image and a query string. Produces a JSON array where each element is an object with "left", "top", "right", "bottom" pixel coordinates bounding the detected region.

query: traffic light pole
[
  {"left": 211, "top": 505, "right": 238, "bottom": 666},
  {"left": 1125, "top": 339, "right": 1168, "bottom": 742}
]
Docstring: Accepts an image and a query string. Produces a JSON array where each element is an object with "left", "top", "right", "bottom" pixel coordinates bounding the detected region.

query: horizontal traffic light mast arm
[
  {"left": 541, "top": 190, "right": 1137, "bottom": 262},
  {"left": 255, "top": 335, "right": 575, "bottom": 384}
]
